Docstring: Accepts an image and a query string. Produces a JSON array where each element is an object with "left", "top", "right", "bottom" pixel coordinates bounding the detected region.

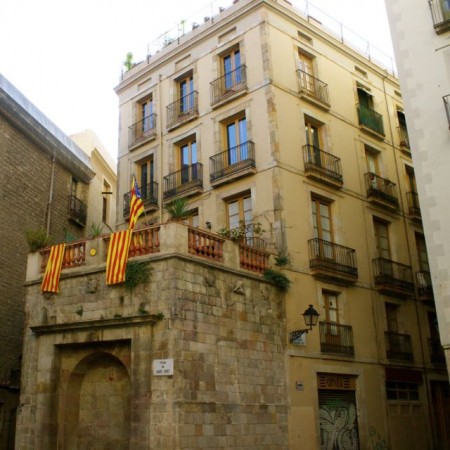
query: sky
[{"left": 0, "top": 0, "right": 393, "bottom": 160}]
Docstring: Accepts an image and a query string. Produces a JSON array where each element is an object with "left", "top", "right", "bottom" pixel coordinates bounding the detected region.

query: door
[{"left": 226, "top": 117, "right": 247, "bottom": 164}]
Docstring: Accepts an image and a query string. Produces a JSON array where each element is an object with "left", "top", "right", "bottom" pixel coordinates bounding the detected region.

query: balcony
[
  {"left": 416, "top": 271, "right": 434, "bottom": 302},
  {"left": 210, "top": 65, "right": 247, "bottom": 106},
  {"left": 429, "top": 338, "right": 446, "bottom": 366},
  {"left": 68, "top": 195, "right": 87, "bottom": 227},
  {"left": 128, "top": 114, "right": 157, "bottom": 149},
  {"left": 303, "top": 145, "right": 343, "bottom": 188},
  {"left": 297, "top": 69, "right": 330, "bottom": 108},
  {"left": 319, "top": 322, "right": 354, "bottom": 356},
  {"left": 365, "top": 173, "right": 399, "bottom": 210},
  {"left": 166, "top": 91, "right": 199, "bottom": 130},
  {"left": 308, "top": 238, "right": 358, "bottom": 285},
  {"left": 385, "top": 331, "right": 413, "bottom": 362},
  {"left": 123, "top": 182, "right": 158, "bottom": 218},
  {"left": 373, "top": 258, "right": 414, "bottom": 298},
  {"left": 406, "top": 191, "right": 421, "bottom": 220},
  {"left": 397, "top": 126, "right": 410, "bottom": 150},
  {"left": 429, "top": 0, "right": 450, "bottom": 33},
  {"left": 210, "top": 141, "right": 256, "bottom": 186},
  {"left": 357, "top": 104, "right": 385, "bottom": 137},
  {"left": 163, "top": 163, "right": 203, "bottom": 200}
]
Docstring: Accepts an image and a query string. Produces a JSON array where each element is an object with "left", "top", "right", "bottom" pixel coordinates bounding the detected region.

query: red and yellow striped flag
[
  {"left": 41, "top": 244, "right": 66, "bottom": 293},
  {"left": 129, "top": 176, "right": 145, "bottom": 230},
  {"left": 106, "top": 230, "right": 132, "bottom": 285}
]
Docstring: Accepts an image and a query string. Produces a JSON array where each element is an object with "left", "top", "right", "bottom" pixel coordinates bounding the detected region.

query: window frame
[{"left": 373, "top": 217, "right": 391, "bottom": 259}]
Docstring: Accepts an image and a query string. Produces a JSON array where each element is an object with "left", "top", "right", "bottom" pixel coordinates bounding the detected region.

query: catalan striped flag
[
  {"left": 129, "top": 176, "right": 145, "bottom": 230},
  {"left": 106, "top": 230, "right": 132, "bottom": 285},
  {"left": 41, "top": 244, "right": 66, "bottom": 293}
]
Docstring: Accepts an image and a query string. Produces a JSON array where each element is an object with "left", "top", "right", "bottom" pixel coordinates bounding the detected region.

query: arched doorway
[{"left": 62, "top": 352, "right": 131, "bottom": 450}]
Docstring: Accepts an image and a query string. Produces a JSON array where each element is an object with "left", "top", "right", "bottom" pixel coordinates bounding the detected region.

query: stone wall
[{"left": 17, "top": 251, "right": 288, "bottom": 449}]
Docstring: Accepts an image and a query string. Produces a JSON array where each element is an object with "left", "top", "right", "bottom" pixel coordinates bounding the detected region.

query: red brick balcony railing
[{"left": 33, "top": 223, "right": 274, "bottom": 279}]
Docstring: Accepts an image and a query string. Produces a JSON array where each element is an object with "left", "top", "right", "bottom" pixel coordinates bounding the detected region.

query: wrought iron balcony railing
[
  {"left": 163, "top": 163, "right": 203, "bottom": 199},
  {"left": 210, "top": 141, "right": 256, "bottom": 183},
  {"left": 303, "top": 144, "right": 343, "bottom": 186},
  {"left": 406, "top": 191, "right": 421, "bottom": 218},
  {"left": 123, "top": 182, "right": 158, "bottom": 216},
  {"left": 68, "top": 195, "right": 87, "bottom": 227},
  {"left": 429, "top": 338, "right": 446, "bottom": 365},
  {"left": 357, "top": 104, "right": 385, "bottom": 135},
  {"left": 308, "top": 238, "right": 358, "bottom": 280},
  {"left": 385, "top": 331, "right": 413, "bottom": 362},
  {"left": 373, "top": 258, "right": 414, "bottom": 296},
  {"left": 297, "top": 69, "right": 330, "bottom": 105},
  {"left": 319, "top": 322, "right": 354, "bottom": 356},
  {"left": 128, "top": 114, "right": 157, "bottom": 147},
  {"left": 365, "top": 172, "right": 399, "bottom": 208},
  {"left": 210, "top": 65, "right": 247, "bottom": 105},
  {"left": 397, "top": 126, "right": 410, "bottom": 149},
  {"left": 166, "top": 91, "right": 199, "bottom": 129},
  {"left": 416, "top": 270, "right": 434, "bottom": 301},
  {"left": 429, "top": 0, "right": 450, "bottom": 33}
]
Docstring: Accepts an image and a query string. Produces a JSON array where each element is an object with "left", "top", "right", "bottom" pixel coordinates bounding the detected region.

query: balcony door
[
  {"left": 299, "top": 53, "right": 315, "bottom": 94},
  {"left": 226, "top": 116, "right": 247, "bottom": 164},
  {"left": 324, "top": 292, "right": 340, "bottom": 347},
  {"left": 373, "top": 219, "right": 390, "bottom": 259},
  {"left": 305, "top": 120, "right": 322, "bottom": 167},
  {"left": 223, "top": 48, "right": 241, "bottom": 89},
  {"left": 139, "top": 158, "right": 154, "bottom": 201},
  {"left": 312, "top": 198, "right": 333, "bottom": 259},
  {"left": 140, "top": 96, "right": 154, "bottom": 133},
  {"left": 180, "top": 140, "right": 197, "bottom": 184},
  {"left": 179, "top": 75, "right": 194, "bottom": 114},
  {"left": 226, "top": 193, "right": 253, "bottom": 243}
]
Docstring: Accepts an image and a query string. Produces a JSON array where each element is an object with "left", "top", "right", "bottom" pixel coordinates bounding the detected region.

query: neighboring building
[
  {"left": 0, "top": 74, "right": 116, "bottom": 450},
  {"left": 15, "top": 0, "right": 449, "bottom": 449},
  {"left": 383, "top": 3, "right": 450, "bottom": 446}
]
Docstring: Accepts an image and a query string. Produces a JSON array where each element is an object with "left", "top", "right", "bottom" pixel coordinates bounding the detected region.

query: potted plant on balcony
[
  {"left": 164, "top": 197, "right": 190, "bottom": 222},
  {"left": 217, "top": 220, "right": 265, "bottom": 246}
]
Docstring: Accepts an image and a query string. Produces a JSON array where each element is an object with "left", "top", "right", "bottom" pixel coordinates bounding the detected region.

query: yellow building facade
[{"left": 115, "top": 1, "right": 449, "bottom": 448}]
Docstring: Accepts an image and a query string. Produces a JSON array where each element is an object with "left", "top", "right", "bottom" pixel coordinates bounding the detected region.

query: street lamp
[{"left": 289, "top": 304, "right": 320, "bottom": 343}]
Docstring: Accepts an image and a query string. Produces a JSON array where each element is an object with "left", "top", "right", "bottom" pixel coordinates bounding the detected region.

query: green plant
[
  {"left": 25, "top": 227, "right": 51, "bottom": 252},
  {"left": 125, "top": 261, "right": 152, "bottom": 290},
  {"left": 114, "top": 313, "right": 123, "bottom": 318},
  {"left": 217, "top": 220, "right": 264, "bottom": 242},
  {"left": 164, "top": 197, "right": 190, "bottom": 221},
  {"left": 138, "top": 305, "right": 149, "bottom": 315},
  {"left": 155, "top": 312, "right": 165, "bottom": 321},
  {"left": 75, "top": 306, "right": 83, "bottom": 317},
  {"left": 123, "top": 52, "right": 134, "bottom": 71},
  {"left": 263, "top": 269, "right": 291, "bottom": 292},
  {"left": 89, "top": 222, "right": 104, "bottom": 237},
  {"left": 275, "top": 254, "right": 290, "bottom": 267}
]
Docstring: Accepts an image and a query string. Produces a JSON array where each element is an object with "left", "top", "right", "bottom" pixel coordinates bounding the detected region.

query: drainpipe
[
  {"left": 46, "top": 153, "right": 56, "bottom": 237},
  {"left": 158, "top": 73, "right": 164, "bottom": 221}
]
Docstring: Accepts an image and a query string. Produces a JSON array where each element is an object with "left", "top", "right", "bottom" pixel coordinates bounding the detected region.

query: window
[
  {"left": 179, "top": 74, "right": 194, "bottom": 114},
  {"left": 298, "top": 52, "right": 315, "bottom": 93},
  {"left": 225, "top": 115, "right": 248, "bottom": 163},
  {"left": 386, "top": 382, "right": 419, "bottom": 401},
  {"left": 223, "top": 48, "right": 242, "bottom": 89},
  {"left": 397, "top": 110, "right": 409, "bottom": 146},
  {"left": 357, "top": 86, "right": 374, "bottom": 110},
  {"left": 139, "top": 96, "right": 154, "bottom": 132},
  {"left": 184, "top": 209, "right": 199, "bottom": 228},
  {"left": 312, "top": 197, "right": 333, "bottom": 242},
  {"left": 385, "top": 303, "right": 399, "bottom": 333},
  {"left": 373, "top": 218, "right": 390, "bottom": 259},
  {"left": 138, "top": 157, "right": 155, "bottom": 201},
  {"left": 415, "top": 233, "right": 430, "bottom": 273},
  {"left": 102, "top": 179, "right": 111, "bottom": 224},
  {"left": 324, "top": 291, "right": 339, "bottom": 337},
  {"left": 226, "top": 193, "right": 253, "bottom": 240},
  {"left": 71, "top": 178, "right": 79, "bottom": 198},
  {"left": 179, "top": 139, "right": 198, "bottom": 183},
  {"left": 305, "top": 119, "right": 322, "bottom": 166},
  {"left": 405, "top": 166, "right": 417, "bottom": 193},
  {"left": 365, "top": 147, "right": 380, "bottom": 176}
]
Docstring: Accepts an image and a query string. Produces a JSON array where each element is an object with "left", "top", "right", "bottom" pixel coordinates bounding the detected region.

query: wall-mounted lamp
[
  {"left": 205, "top": 221, "right": 212, "bottom": 230},
  {"left": 289, "top": 304, "right": 320, "bottom": 343}
]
